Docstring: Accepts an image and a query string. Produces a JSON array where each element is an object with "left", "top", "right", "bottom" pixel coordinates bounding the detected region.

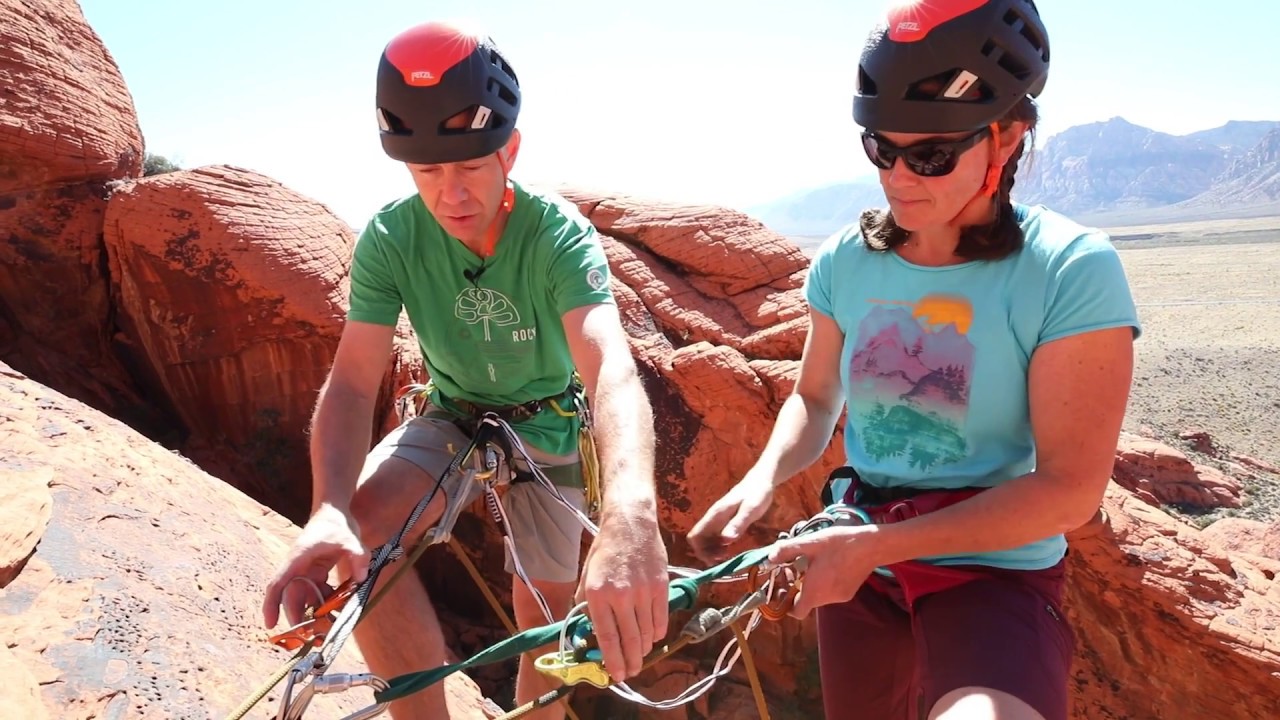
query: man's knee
[{"left": 350, "top": 456, "right": 440, "bottom": 548}]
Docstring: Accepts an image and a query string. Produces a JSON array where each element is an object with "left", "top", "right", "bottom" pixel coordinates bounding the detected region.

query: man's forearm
[
  {"left": 589, "top": 352, "right": 657, "bottom": 514},
  {"left": 308, "top": 381, "right": 379, "bottom": 515},
  {"left": 868, "top": 471, "right": 1106, "bottom": 566}
]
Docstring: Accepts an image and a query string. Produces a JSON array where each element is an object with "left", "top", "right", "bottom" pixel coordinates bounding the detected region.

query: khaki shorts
[{"left": 362, "top": 414, "right": 587, "bottom": 584}]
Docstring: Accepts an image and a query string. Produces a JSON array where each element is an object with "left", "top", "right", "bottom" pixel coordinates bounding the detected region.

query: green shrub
[{"left": 143, "top": 152, "right": 181, "bottom": 176}]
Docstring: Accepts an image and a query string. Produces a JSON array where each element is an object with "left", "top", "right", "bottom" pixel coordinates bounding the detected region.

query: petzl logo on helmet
[
  {"left": 411, "top": 70, "right": 436, "bottom": 82},
  {"left": 887, "top": 0, "right": 987, "bottom": 42}
]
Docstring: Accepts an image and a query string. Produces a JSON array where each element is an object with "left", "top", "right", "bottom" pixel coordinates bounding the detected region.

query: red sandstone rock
[
  {"left": 0, "top": 0, "right": 151, "bottom": 423},
  {"left": 0, "top": 361, "right": 495, "bottom": 719}
]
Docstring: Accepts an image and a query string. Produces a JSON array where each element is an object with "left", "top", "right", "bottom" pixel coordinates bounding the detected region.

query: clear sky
[{"left": 80, "top": 0, "right": 1280, "bottom": 228}]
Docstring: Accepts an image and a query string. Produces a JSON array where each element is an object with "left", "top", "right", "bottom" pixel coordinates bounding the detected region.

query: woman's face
[{"left": 862, "top": 123, "right": 1025, "bottom": 231}]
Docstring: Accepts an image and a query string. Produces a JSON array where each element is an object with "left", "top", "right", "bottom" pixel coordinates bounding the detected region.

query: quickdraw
[{"left": 230, "top": 401, "right": 863, "bottom": 720}]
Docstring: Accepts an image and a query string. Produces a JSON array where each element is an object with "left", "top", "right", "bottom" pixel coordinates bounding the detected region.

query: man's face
[
  {"left": 407, "top": 107, "right": 520, "bottom": 243},
  {"left": 407, "top": 149, "right": 510, "bottom": 243}
]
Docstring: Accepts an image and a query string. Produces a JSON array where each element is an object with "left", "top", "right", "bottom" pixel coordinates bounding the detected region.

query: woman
[{"left": 688, "top": 2, "right": 1140, "bottom": 719}]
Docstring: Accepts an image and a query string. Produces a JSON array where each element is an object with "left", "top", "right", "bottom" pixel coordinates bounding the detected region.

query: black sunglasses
[{"left": 860, "top": 126, "right": 990, "bottom": 177}]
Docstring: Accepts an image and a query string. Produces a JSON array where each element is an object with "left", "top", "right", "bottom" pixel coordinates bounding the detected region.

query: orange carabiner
[
  {"left": 267, "top": 578, "right": 360, "bottom": 651},
  {"left": 747, "top": 564, "right": 803, "bottom": 621}
]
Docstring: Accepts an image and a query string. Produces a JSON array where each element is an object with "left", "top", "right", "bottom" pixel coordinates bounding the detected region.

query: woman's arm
[{"left": 754, "top": 307, "right": 849, "bottom": 486}]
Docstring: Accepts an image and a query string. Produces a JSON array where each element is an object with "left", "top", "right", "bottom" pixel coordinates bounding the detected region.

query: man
[{"left": 261, "top": 21, "right": 670, "bottom": 720}]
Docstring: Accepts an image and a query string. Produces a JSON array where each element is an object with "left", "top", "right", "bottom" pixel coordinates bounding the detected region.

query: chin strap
[
  {"left": 943, "top": 121, "right": 1004, "bottom": 230},
  {"left": 479, "top": 151, "right": 517, "bottom": 259},
  {"left": 977, "top": 121, "right": 1003, "bottom": 198}
]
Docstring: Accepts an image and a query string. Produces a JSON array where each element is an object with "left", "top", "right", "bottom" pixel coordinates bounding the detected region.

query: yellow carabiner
[{"left": 533, "top": 650, "right": 613, "bottom": 688}]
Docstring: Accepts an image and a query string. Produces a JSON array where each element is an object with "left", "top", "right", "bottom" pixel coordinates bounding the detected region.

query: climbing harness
[
  {"left": 231, "top": 423, "right": 884, "bottom": 720},
  {"left": 397, "top": 374, "right": 603, "bottom": 521}
]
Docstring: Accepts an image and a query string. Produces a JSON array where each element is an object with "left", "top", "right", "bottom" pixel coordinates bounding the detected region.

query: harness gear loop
[
  {"left": 550, "top": 373, "right": 603, "bottom": 521},
  {"left": 395, "top": 373, "right": 603, "bottom": 521}
]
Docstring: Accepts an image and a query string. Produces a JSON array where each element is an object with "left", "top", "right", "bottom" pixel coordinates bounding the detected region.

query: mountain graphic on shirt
[{"left": 848, "top": 295, "right": 975, "bottom": 470}]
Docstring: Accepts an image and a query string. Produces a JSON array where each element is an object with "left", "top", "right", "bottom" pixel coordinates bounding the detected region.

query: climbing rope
[{"left": 229, "top": 409, "right": 868, "bottom": 720}]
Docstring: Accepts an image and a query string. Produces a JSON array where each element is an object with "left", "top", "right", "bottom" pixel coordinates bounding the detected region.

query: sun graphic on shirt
[
  {"left": 869, "top": 294, "right": 973, "bottom": 334},
  {"left": 911, "top": 294, "right": 972, "bottom": 334}
]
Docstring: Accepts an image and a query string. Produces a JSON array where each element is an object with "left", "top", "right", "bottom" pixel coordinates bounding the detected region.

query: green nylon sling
[{"left": 372, "top": 545, "right": 775, "bottom": 705}]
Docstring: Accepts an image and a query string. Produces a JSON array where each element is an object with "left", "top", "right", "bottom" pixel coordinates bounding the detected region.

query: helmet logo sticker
[
  {"left": 944, "top": 70, "right": 980, "bottom": 98},
  {"left": 471, "top": 106, "right": 492, "bottom": 129},
  {"left": 411, "top": 70, "right": 435, "bottom": 82}
]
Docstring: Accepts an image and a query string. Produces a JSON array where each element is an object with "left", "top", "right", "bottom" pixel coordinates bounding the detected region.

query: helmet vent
[
  {"left": 488, "top": 77, "right": 518, "bottom": 107},
  {"left": 984, "top": 37, "right": 1032, "bottom": 81},
  {"left": 1004, "top": 6, "right": 1048, "bottom": 60},
  {"left": 906, "top": 69, "right": 993, "bottom": 103},
  {"left": 857, "top": 66, "right": 878, "bottom": 97},
  {"left": 489, "top": 48, "right": 519, "bottom": 84},
  {"left": 377, "top": 107, "right": 412, "bottom": 135},
  {"left": 438, "top": 105, "right": 486, "bottom": 135}
]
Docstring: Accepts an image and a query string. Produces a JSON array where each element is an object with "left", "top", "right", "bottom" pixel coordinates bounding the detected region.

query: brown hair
[{"left": 860, "top": 97, "right": 1039, "bottom": 261}]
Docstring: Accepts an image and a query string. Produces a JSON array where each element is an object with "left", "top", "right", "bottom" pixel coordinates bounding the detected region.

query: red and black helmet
[
  {"left": 853, "top": 0, "right": 1050, "bottom": 134},
  {"left": 375, "top": 22, "right": 521, "bottom": 164}
]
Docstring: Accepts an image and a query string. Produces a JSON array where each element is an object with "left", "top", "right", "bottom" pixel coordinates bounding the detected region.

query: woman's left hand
[{"left": 767, "top": 525, "right": 883, "bottom": 619}]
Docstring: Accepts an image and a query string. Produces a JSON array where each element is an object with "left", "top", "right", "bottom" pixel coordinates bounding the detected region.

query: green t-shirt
[{"left": 347, "top": 181, "right": 615, "bottom": 455}]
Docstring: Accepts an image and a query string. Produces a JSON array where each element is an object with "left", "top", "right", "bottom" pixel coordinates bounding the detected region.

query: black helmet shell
[
  {"left": 376, "top": 22, "right": 521, "bottom": 164},
  {"left": 853, "top": 0, "right": 1049, "bottom": 134}
]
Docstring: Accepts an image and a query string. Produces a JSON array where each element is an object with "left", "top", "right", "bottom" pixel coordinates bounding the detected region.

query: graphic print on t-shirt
[
  {"left": 454, "top": 287, "right": 521, "bottom": 342},
  {"left": 849, "top": 294, "right": 975, "bottom": 470}
]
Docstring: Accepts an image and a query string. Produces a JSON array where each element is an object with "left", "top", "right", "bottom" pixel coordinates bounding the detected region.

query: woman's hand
[
  {"left": 766, "top": 524, "right": 883, "bottom": 618},
  {"left": 687, "top": 467, "right": 777, "bottom": 564}
]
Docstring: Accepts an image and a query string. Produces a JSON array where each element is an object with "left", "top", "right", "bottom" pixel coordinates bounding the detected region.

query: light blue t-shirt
[{"left": 804, "top": 203, "right": 1142, "bottom": 570}]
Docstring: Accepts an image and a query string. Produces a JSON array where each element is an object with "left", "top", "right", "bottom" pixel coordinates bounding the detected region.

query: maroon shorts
[{"left": 815, "top": 560, "right": 1075, "bottom": 720}]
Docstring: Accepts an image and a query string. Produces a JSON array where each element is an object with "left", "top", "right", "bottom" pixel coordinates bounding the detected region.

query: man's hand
[
  {"left": 262, "top": 505, "right": 369, "bottom": 629},
  {"left": 576, "top": 504, "right": 669, "bottom": 683}
]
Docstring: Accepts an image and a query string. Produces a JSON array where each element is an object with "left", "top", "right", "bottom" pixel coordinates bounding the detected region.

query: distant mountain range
[{"left": 749, "top": 118, "right": 1280, "bottom": 237}]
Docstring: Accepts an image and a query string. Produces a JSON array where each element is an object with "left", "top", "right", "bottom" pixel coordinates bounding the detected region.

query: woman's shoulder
[
  {"left": 1015, "top": 203, "right": 1117, "bottom": 260},
  {"left": 811, "top": 217, "right": 873, "bottom": 261}
]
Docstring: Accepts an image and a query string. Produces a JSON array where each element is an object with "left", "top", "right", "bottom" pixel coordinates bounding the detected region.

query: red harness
[{"left": 832, "top": 469, "right": 990, "bottom": 610}]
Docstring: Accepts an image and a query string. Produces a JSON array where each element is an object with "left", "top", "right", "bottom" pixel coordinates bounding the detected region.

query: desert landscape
[{"left": 1110, "top": 224, "right": 1280, "bottom": 525}]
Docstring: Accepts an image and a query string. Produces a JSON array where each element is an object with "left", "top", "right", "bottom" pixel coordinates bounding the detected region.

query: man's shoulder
[
  {"left": 513, "top": 182, "right": 597, "bottom": 242},
  {"left": 360, "top": 194, "right": 438, "bottom": 246}
]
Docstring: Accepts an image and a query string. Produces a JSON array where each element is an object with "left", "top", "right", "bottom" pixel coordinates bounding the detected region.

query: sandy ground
[
  {"left": 1116, "top": 237, "right": 1280, "bottom": 521},
  {"left": 1119, "top": 239, "right": 1279, "bottom": 456}
]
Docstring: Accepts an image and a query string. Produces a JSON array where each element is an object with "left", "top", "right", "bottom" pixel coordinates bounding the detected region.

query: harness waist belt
[{"left": 822, "top": 465, "right": 992, "bottom": 608}]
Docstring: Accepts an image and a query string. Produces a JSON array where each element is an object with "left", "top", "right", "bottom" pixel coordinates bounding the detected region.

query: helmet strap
[
  {"left": 977, "top": 122, "right": 1003, "bottom": 197},
  {"left": 478, "top": 152, "right": 516, "bottom": 259},
  {"left": 945, "top": 122, "right": 1004, "bottom": 231}
]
